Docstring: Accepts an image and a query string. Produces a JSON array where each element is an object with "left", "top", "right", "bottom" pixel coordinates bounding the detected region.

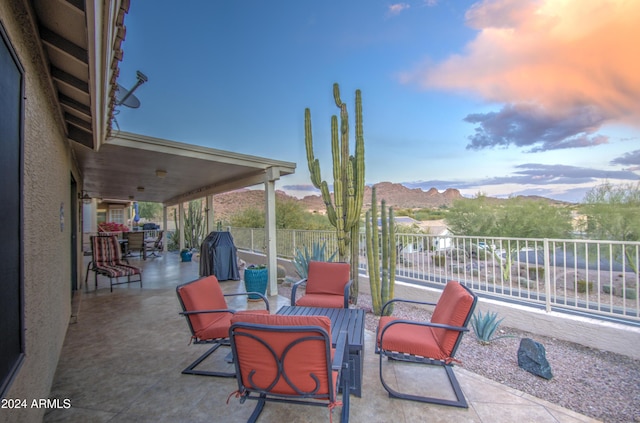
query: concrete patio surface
[{"left": 42, "top": 252, "right": 600, "bottom": 422}]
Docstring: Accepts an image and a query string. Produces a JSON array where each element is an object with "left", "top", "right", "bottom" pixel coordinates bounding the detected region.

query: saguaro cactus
[
  {"left": 305, "top": 83, "right": 365, "bottom": 304},
  {"left": 365, "top": 186, "right": 396, "bottom": 316}
]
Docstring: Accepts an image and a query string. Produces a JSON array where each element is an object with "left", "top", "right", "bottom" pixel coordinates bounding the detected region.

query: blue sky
[{"left": 114, "top": 0, "right": 640, "bottom": 203}]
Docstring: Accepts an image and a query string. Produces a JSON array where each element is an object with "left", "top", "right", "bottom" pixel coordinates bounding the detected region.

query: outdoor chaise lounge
[{"left": 85, "top": 235, "right": 142, "bottom": 292}]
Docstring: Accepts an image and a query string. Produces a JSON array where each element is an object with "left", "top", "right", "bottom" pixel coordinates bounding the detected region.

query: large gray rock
[{"left": 517, "top": 338, "right": 553, "bottom": 380}]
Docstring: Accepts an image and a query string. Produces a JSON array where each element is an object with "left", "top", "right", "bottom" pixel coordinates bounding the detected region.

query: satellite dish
[
  {"left": 115, "top": 84, "right": 141, "bottom": 108},
  {"left": 115, "top": 71, "right": 148, "bottom": 108}
]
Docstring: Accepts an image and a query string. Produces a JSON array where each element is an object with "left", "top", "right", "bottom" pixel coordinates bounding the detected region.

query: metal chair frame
[
  {"left": 176, "top": 279, "right": 270, "bottom": 378},
  {"left": 229, "top": 320, "right": 350, "bottom": 423}
]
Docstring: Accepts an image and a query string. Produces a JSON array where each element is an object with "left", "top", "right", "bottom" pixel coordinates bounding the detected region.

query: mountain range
[{"left": 211, "top": 182, "right": 466, "bottom": 222}]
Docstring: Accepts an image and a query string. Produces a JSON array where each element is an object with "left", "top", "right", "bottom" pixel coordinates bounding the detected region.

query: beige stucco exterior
[{"left": 1, "top": 1, "right": 83, "bottom": 421}]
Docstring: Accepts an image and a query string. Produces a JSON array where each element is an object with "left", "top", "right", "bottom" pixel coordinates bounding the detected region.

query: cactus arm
[
  {"left": 381, "top": 199, "right": 389, "bottom": 308},
  {"left": 388, "top": 206, "right": 396, "bottom": 312}
]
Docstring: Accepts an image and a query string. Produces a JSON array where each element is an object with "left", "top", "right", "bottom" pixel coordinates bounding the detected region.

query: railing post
[
  {"left": 543, "top": 238, "right": 551, "bottom": 312},
  {"left": 250, "top": 228, "right": 254, "bottom": 252}
]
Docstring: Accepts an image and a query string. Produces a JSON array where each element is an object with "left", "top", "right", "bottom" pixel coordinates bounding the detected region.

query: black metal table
[{"left": 276, "top": 306, "right": 365, "bottom": 397}]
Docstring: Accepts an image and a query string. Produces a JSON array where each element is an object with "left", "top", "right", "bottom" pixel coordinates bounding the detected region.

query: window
[
  {"left": 0, "top": 21, "right": 25, "bottom": 399},
  {"left": 109, "top": 208, "right": 124, "bottom": 224}
]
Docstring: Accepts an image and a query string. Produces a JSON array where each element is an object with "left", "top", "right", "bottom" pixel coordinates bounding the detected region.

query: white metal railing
[{"left": 228, "top": 227, "right": 640, "bottom": 324}]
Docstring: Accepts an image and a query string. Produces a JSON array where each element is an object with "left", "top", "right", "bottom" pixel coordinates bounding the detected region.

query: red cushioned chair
[
  {"left": 229, "top": 313, "right": 349, "bottom": 423},
  {"left": 291, "top": 261, "right": 352, "bottom": 308},
  {"left": 85, "top": 235, "right": 142, "bottom": 292},
  {"left": 376, "top": 281, "right": 477, "bottom": 408},
  {"left": 176, "top": 275, "right": 270, "bottom": 377}
]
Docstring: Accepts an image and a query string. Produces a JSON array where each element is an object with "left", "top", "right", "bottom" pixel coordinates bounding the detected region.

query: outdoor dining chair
[
  {"left": 145, "top": 230, "right": 163, "bottom": 257},
  {"left": 176, "top": 275, "right": 270, "bottom": 377},
  {"left": 291, "top": 261, "right": 352, "bottom": 308},
  {"left": 85, "top": 235, "right": 142, "bottom": 292},
  {"left": 376, "top": 280, "right": 477, "bottom": 408},
  {"left": 228, "top": 313, "right": 350, "bottom": 422},
  {"left": 124, "top": 231, "right": 146, "bottom": 259}
]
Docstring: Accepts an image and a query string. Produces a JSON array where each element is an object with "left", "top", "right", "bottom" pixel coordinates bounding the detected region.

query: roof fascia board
[
  {"left": 108, "top": 131, "right": 296, "bottom": 173},
  {"left": 164, "top": 171, "right": 268, "bottom": 206}
]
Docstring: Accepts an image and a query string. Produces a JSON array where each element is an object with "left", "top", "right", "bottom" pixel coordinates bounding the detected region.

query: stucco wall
[{"left": 1, "top": 1, "right": 79, "bottom": 421}]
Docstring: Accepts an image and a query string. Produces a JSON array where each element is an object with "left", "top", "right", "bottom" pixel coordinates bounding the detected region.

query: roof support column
[
  {"left": 162, "top": 205, "right": 168, "bottom": 252},
  {"left": 206, "top": 195, "right": 214, "bottom": 234},
  {"left": 178, "top": 202, "right": 185, "bottom": 251},
  {"left": 264, "top": 167, "right": 280, "bottom": 296}
]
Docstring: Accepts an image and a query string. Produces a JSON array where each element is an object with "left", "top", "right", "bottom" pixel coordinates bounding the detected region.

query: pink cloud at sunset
[{"left": 402, "top": 0, "right": 640, "bottom": 151}]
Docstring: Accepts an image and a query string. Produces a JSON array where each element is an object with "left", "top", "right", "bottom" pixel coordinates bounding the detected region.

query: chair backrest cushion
[
  {"left": 126, "top": 231, "right": 145, "bottom": 249},
  {"left": 306, "top": 261, "right": 350, "bottom": 296},
  {"left": 230, "top": 314, "right": 333, "bottom": 396},
  {"left": 177, "top": 276, "right": 229, "bottom": 336},
  {"left": 92, "top": 235, "right": 123, "bottom": 264},
  {"left": 430, "top": 281, "right": 475, "bottom": 354}
]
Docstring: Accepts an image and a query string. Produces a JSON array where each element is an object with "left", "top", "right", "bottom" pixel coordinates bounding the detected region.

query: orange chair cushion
[
  {"left": 305, "top": 261, "right": 350, "bottom": 296},
  {"left": 178, "top": 276, "right": 235, "bottom": 339},
  {"left": 230, "top": 314, "right": 337, "bottom": 397},
  {"left": 295, "top": 294, "right": 345, "bottom": 308},
  {"left": 378, "top": 316, "right": 449, "bottom": 360},
  {"left": 430, "top": 281, "right": 474, "bottom": 354},
  {"left": 378, "top": 281, "right": 474, "bottom": 360}
]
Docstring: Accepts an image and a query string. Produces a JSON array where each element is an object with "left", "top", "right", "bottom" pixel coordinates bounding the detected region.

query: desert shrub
[
  {"left": 576, "top": 280, "right": 593, "bottom": 293},
  {"left": 432, "top": 254, "right": 446, "bottom": 267}
]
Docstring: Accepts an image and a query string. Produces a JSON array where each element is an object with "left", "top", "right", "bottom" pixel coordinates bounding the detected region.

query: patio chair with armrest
[
  {"left": 376, "top": 280, "right": 477, "bottom": 408},
  {"left": 291, "top": 261, "right": 352, "bottom": 308},
  {"left": 176, "top": 275, "right": 270, "bottom": 378},
  {"left": 85, "top": 235, "right": 142, "bottom": 292},
  {"left": 145, "top": 230, "right": 163, "bottom": 257},
  {"left": 228, "top": 313, "right": 350, "bottom": 423}
]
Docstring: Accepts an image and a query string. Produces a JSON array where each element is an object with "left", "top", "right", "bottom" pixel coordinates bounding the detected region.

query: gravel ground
[{"left": 281, "top": 283, "right": 640, "bottom": 423}]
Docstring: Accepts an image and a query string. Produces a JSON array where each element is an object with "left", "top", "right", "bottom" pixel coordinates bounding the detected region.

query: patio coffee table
[{"left": 276, "top": 306, "right": 365, "bottom": 397}]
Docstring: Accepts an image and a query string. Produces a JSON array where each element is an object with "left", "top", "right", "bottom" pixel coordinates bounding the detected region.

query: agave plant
[
  {"left": 470, "top": 310, "right": 513, "bottom": 345},
  {"left": 292, "top": 240, "right": 337, "bottom": 278}
]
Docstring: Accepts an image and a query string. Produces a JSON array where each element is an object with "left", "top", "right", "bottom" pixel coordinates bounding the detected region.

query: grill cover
[{"left": 199, "top": 232, "right": 240, "bottom": 280}]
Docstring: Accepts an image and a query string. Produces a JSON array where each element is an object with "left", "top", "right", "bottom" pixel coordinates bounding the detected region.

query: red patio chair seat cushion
[{"left": 230, "top": 313, "right": 337, "bottom": 397}]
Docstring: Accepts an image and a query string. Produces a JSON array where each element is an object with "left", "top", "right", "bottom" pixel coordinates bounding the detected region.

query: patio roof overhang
[
  {"left": 29, "top": 0, "right": 296, "bottom": 205},
  {"left": 72, "top": 131, "right": 296, "bottom": 206}
]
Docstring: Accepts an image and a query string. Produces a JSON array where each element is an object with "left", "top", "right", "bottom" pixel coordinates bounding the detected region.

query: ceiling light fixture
[
  {"left": 137, "top": 186, "right": 145, "bottom": 192},
  {"left": 155, "top": 169, "right": 167, "bottom": 178}
]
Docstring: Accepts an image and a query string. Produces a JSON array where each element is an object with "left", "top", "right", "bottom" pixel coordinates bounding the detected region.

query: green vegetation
[
  {"left": 137, "top": 201, "right": 162, "bottom": 221},
  {"left": 580, "top": 182, "right": 640, "bottom": 273},
  {"left": 470, "top": 310, "right": 512, "bottom": 345},
  {"left": 446, "top": 194, "right": 573, "bottom": 239},
  {"left": 292, "top": 240, "right": 337, "bottom": 278},
  {"left": 304, "top": 83, "right": 365, "bottom": 304},
  {"left": 229, "top": 199, "right": 334, "bottom": 230},
  {"left": 365, "top": 187, "right": 396, "bottom": 316}
]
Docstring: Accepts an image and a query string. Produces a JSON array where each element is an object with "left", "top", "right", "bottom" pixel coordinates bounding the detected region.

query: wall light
[{"left": 78, "top": 190, "right": 92, "bottom": 204}]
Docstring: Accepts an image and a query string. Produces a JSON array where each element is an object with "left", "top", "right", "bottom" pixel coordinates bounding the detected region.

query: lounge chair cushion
[{"left": 230, "top": 314, "right": 337, "bottom": 397}]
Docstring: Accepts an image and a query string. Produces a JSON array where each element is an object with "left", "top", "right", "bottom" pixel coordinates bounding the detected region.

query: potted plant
[
  {"left": 244, "top": 264, "right": 268, "bottom": 300},
  {"left": 180, "top": 249, "right": 193, "bottom": 262}
]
